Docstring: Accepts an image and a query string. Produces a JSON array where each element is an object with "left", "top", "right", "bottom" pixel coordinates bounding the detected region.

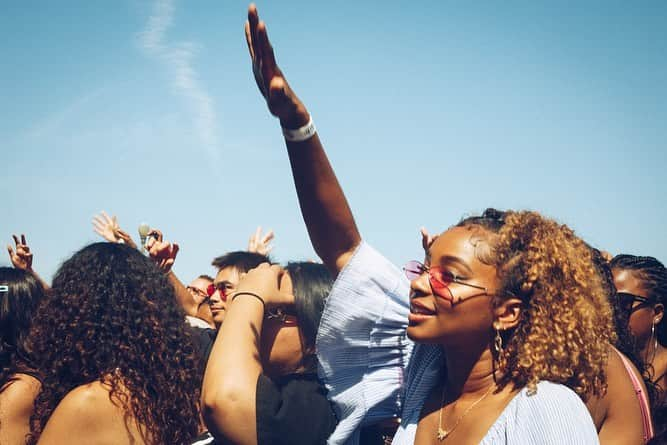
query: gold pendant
[{"left": 437, "top": 428, "right": 449, "bottom": 440}]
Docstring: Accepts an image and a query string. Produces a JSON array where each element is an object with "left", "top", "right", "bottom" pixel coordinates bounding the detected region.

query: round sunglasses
[{"left": 206, "top": 282, "right": 232, "bottom": 302}]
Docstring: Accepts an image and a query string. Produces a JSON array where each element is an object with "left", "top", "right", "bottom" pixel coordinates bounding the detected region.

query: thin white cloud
[{"left": 139, "top": 0, "right": 221, "bottom": 165}]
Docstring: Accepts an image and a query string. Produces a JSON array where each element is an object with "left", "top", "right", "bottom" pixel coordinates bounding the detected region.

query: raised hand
[
  {"left": 245, "top": 4, "right": 309, "bottom": 128},
  {"left": 421, "top": 227, "right": 437, "bottom": 252},
  {"left": 233, "top": 263, "right": 294, "bottom": 309},
  {"left": 247, "top": 226, "right": 274, "bottom": 256},
  {"left": 7, "top": 234, "right": 33, "bottom": 271},
  {"left": 92, "top": 211, "right": 138, "bottom": 249},
  {"left": 145, "top": 229, "right": 179, "bottom": 273},
  {"left": 92, "top": 211, "right": 119, "bottom": 242}
]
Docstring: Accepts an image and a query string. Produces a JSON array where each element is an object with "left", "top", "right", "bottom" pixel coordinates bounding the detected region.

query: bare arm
[
  {"left": 0, "top": 376, "right": 41, "bottom": 445},
  {"left": 145, "top": 229, "right": 198, "bottom": 317},
  {"left": 167, "top": 272, "right": 198, "bottom": 317},
  {"left": 201, "top": 264, "right": 289, "bottom": 445},
  {"left": 246, "top": 5, "right": 360, "bottom": 275}
]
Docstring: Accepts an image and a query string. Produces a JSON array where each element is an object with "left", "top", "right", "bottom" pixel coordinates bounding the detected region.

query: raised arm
[
  {"left": 7, "top": 234, "right": 49, "bottom": 290},
  {"left": 246, "top": 4, "right": 360, "bottom": 275},
  {"left": 201, "top": 264, "right": 293, "bottom": 445},
  {"left": 144, "top": 229, "right": 198, "bottom": 317}
]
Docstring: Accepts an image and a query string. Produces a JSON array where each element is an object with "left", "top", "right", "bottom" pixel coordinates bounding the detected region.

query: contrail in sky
[{"left": 139, "top": 0, "right": 221, "bottom": 165}]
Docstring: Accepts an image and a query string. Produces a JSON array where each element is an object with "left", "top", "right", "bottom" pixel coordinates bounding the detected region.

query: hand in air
[
  {"left": 234, "top": 263, "right": 294, "bottom": 310},
  {"left": 92, "top": 211, "right": 138, "bottom": 249},
  {"left": 7, "top": 234, "right": 33, "bottom": 271},
  {"left": 420, "top": 227, "right": 437, "bottom": 252},
  {"left": 245, "top": 4, "right": 309, "bottom": 128},
  {"left": 145, "top": 229, "right": 179, "bottom": 273},
  {"left": 247, "top": 226, "right": 275, "bottom": 256}
]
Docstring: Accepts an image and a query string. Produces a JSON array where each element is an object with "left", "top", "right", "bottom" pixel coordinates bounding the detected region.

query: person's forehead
[
  {"left": 613, "top": 268, "right": 648, "bottom": 297},
  {"left": 429, "top": 227, "right": 485, "bottom": 264},
  {"left": 189, "top": 277, "right": 212, "bottom": 289},
  {"left": 215, "top": 266, "right": 240, "bottom": 284}
]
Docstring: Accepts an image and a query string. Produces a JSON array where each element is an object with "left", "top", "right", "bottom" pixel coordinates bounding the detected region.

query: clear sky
[{"left": 2, "top": 1, "right": 666, "bottom": 282}]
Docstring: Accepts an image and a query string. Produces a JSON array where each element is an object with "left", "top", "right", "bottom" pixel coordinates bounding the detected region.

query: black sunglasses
[{"left": 616, "top": 292, "right": 655, "bottom": 315}]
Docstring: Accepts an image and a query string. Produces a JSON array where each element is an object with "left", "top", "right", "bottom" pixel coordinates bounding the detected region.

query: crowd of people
[{"left": 2, "top": 4, "right": 666, "bottom": 444}]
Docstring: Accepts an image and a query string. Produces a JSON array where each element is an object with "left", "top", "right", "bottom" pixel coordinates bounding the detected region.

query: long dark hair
[
  {"left": 0, "top": 267, "right": 45, "bottom": 388},
  {"left": 26, "top": 243, "right": 200, "bottom": 444},
  {"left": 285, "top": 262, "right": 333, "bottom": 373}
]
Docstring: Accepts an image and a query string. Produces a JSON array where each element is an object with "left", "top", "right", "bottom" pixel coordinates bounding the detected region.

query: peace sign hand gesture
[
  {"left": 245, "top": 4, "right": 310, "bottom": 129},
  {"left": 7, "top": 234, "right": 33, "bottom": 271}
]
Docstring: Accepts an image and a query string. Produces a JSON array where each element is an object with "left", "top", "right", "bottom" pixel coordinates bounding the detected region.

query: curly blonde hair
[{"left": 457, "top": 208, "right": 614, "bottom": 399}]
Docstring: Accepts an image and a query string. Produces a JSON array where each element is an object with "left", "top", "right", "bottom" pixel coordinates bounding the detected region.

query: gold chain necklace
[{"left": 436, "top": 384, "right": 495, "bottom": 441}]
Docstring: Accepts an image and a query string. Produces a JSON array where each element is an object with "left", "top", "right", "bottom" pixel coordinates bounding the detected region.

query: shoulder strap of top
[{"left": 613, "top": 347, "right": 654, "bottom": 442}]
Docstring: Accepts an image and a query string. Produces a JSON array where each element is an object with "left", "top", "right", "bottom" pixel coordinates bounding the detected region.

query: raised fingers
[
  {"left": 245, "top": 21, "right": 255, "bottom": 59},
  {"left": 257, "top": 21, "right": 277, "bottom": 74},
  {"left": 248, "top": 4, "right": 261, "bottom": 57}
]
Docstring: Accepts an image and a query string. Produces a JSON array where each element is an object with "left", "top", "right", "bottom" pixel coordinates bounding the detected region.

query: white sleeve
[{"left": 316, "top": 242, "right": 413, "bottom": 445}]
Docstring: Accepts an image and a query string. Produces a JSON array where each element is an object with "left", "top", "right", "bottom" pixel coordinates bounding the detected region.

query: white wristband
[{"left": 282, "top": 117, "right": 316, "bottom": 142}]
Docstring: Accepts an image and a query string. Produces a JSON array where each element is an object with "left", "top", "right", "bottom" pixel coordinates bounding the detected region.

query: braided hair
[{"left": 610, "top": 255, "right": 667, "bottom": 347}]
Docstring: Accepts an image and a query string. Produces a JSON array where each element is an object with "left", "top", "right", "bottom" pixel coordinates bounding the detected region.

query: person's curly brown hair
[
  {"left": 457, "top": 208, "right": 615, "bottom": 399},
  {"left": 26, "top": 242, "right": 200, "bottom": 444}
]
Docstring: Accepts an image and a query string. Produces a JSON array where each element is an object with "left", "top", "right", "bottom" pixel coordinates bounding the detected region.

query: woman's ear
[
  {"left": 654, "top": 303, "right": 664, "bottom": 325},
  {"left": 494, "top": 298, "right": 523, "bottom": 330}
]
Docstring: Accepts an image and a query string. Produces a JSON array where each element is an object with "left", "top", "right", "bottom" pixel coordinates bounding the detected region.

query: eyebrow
[{"left": 437, "top": 255, "right": 474, "bottom": 275}]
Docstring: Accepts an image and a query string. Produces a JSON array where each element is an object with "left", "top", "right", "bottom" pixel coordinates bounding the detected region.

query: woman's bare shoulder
[{"left": 0, "top": 373, "right": 41, "bottom": 411}]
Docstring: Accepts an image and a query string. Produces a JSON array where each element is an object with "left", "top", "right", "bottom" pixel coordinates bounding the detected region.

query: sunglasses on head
[
  {"left": 403, "top": 260, "right": 488, "bottom": 301},
  {"left": 616, "top": 292, "right": 655, "bottom": 316},
  {"left": 206, "top": 282, "right": 230, "bottom": 301}
]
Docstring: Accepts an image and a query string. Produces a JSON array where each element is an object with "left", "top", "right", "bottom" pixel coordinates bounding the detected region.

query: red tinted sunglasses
[
  {"left": 206, "top": 282, "right": 229, "bottom": 301},
  {"left": 403, "top": 260, "right": 487, "bottom": 301}
]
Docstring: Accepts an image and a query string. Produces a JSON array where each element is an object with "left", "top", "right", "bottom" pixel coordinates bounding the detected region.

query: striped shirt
[{"left": 316, "top": 242, "right": 599, "bottom": 445}]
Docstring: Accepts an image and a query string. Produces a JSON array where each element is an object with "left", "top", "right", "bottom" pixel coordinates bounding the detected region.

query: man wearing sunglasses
[
  {"left": 190, "top": 251, "right": 272, "bottom": 372},
  {"left": 185, "top": 275, "right": 216, "bottom": 329},
  {"left": 208, "top": 251, "right": 271, "bottom": 329}
]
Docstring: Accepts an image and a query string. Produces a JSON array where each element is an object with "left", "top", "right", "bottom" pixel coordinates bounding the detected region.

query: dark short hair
[
  {"left": 211, "top": 251, "right": 270, "bottom": 273},
  {"left": 285, "top": 262, "right": 333, "bottom": 358}
]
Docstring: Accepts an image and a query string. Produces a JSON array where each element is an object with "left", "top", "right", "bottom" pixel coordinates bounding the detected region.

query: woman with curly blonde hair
[{"left": 242, "top": 5, "right": 613, "bottom": 443}]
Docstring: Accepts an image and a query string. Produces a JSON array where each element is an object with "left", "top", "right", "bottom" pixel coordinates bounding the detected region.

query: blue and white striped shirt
[{"left": 316, "top": 242, "right": 599, "bottom": 445}]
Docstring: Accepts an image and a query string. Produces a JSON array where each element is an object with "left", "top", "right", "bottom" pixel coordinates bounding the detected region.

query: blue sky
[{"left": 1, "top": 1, "right": 666, "bottom": 282}]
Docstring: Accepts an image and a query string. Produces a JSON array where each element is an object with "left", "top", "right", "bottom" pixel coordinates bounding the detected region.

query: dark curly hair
[
  {"left": 0, "top": 267, "right": 45, "bottom": 387},
  {"left": 456, "top": 208, "right": 615, "bottom": 399},
  {"left": 26, "top": 242, "right": 200, "bottom": 444}
]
